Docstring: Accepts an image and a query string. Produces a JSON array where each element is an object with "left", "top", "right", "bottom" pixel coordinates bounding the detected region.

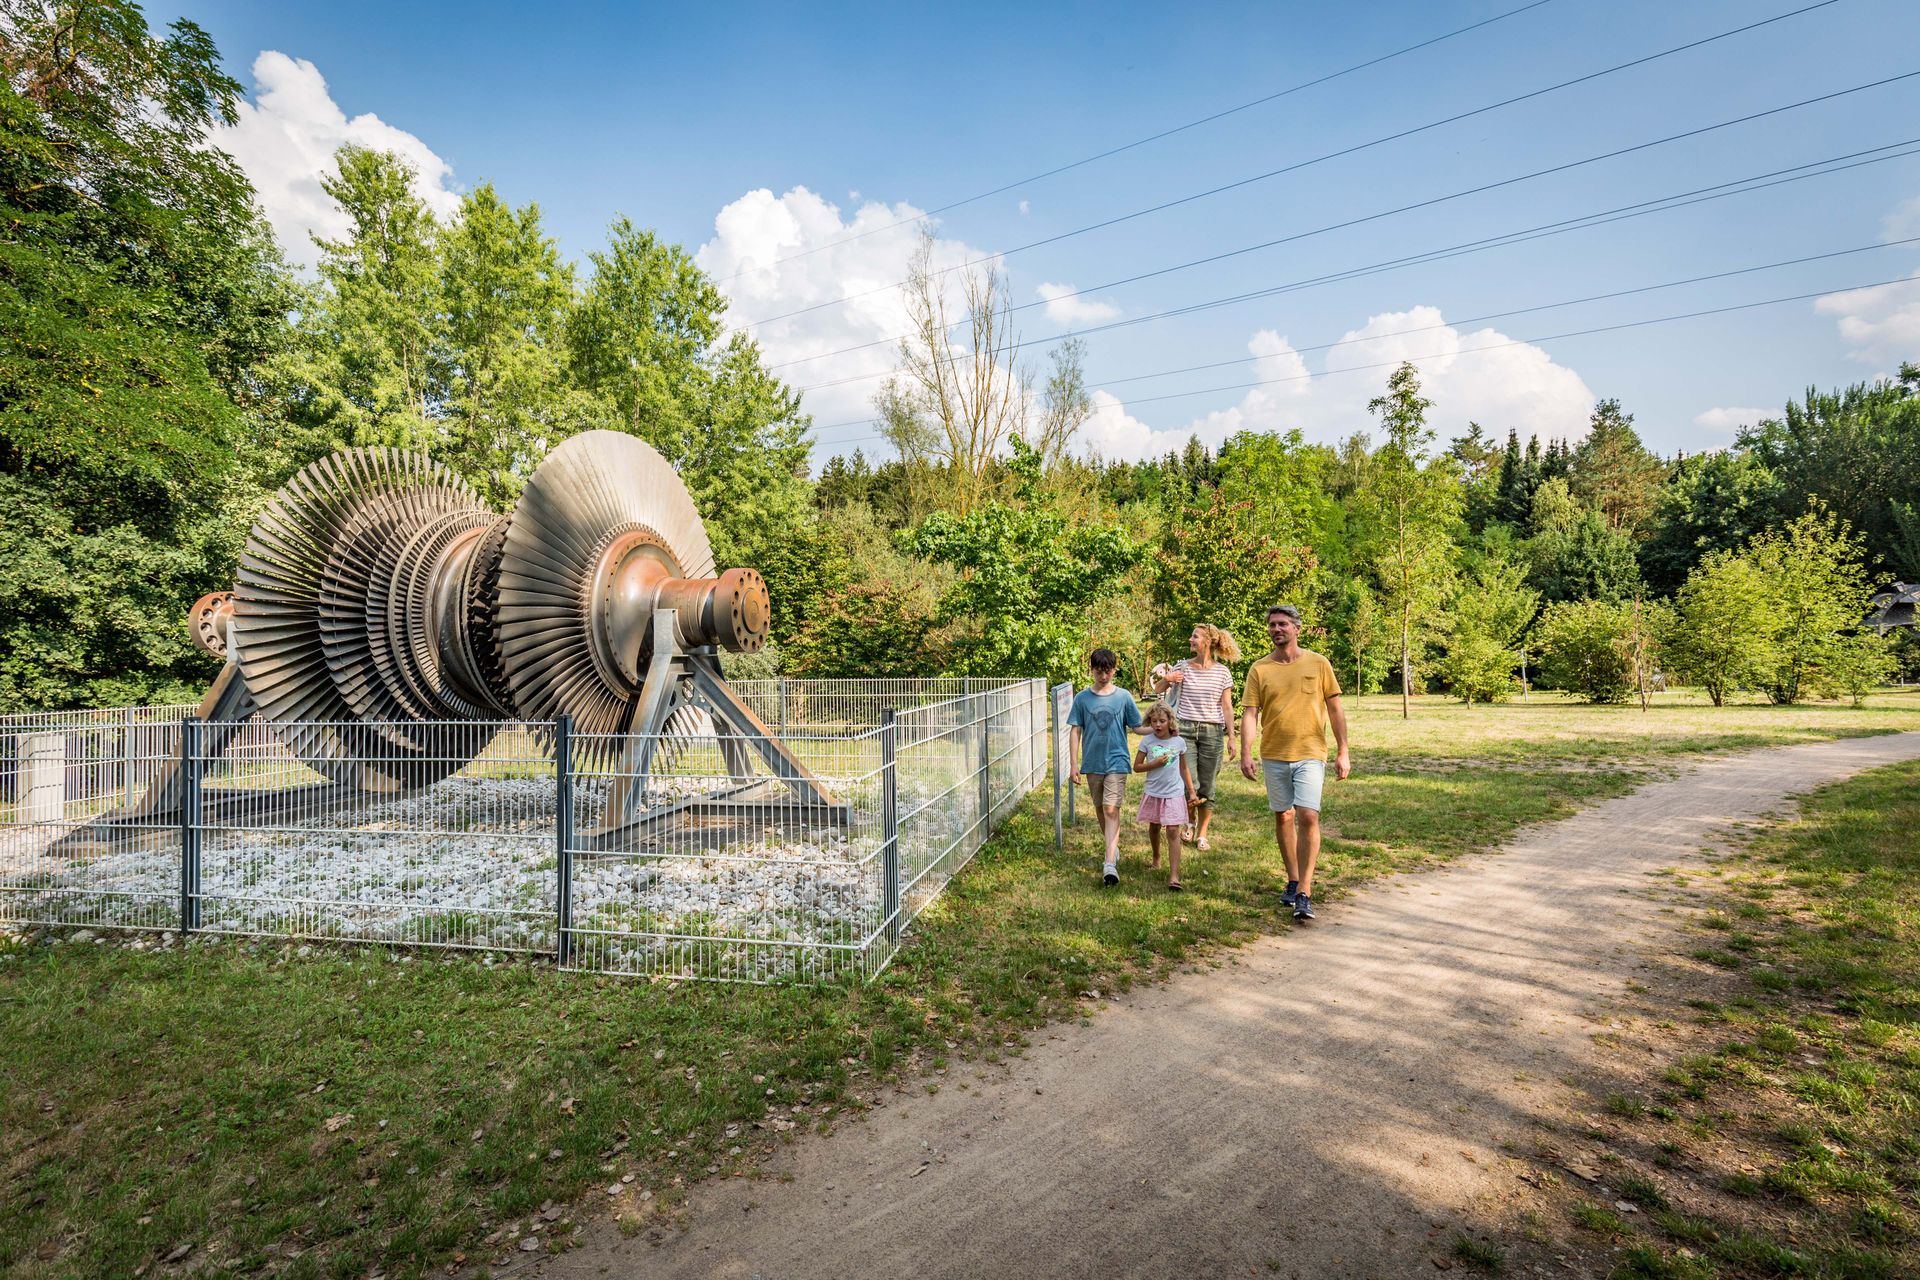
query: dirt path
[{"left": 544, "top": 733, "right": 1920, "bottom": 1280}]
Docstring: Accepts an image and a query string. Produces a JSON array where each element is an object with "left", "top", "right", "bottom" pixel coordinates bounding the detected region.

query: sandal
[
  {"left": 1196, "top": 836, "right": 1211, "bottom": 851},
  {"left": 1167, "top": 880, "right": 1184, "bottom": 892}
]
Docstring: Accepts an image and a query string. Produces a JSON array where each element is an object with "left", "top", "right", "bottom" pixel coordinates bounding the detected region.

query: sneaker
[
  {"left": 1102, "top": 864, "right": 1119, "bottom": 886},
  {"left": 1280, "top": 880, "right": 1299, "bottom": 906},
  {"left": 1292, "top": 893, "right": 1315, "bottom": 920}
]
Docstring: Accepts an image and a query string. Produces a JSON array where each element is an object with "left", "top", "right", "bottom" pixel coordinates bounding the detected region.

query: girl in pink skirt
[{"left": 1133, "top": 703, "right": 1199, "bottom": 890}]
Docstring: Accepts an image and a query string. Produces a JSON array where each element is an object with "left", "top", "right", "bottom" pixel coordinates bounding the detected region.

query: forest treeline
[{"left": 2, "top": 4, "right": 1915, "bottom": 713}]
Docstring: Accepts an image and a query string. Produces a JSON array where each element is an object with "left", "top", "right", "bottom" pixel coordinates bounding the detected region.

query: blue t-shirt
[{"left": 1068, "top": 686, "right": 1142, "bottom": 774}]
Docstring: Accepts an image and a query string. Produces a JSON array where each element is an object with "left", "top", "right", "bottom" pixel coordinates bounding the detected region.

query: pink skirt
[{"left": 1138, "top": 793, "right": 1189, "bottom": 826}]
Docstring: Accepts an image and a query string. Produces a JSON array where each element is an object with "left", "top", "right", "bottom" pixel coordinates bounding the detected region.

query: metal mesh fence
[{"left": 0, "top": 679, "right": 1054, "bottom": 981}]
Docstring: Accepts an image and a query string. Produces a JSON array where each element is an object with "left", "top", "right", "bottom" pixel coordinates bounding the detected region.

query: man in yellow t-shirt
[{"left": 1239, "top": 604, "right": 1351, "bottom": 922}]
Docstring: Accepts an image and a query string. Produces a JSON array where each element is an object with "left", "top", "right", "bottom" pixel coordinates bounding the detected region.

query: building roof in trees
[{"left": 1866, "top": 584, "right": 1918, "bottom": 631}]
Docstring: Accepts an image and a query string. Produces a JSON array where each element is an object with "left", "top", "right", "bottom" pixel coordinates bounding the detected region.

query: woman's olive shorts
[{"left": 1188, "top": 721, "right": 1226, "bottom": 807}]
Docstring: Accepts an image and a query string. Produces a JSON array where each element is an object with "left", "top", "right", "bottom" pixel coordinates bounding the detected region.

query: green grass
[
  {"left": 3, "top": 692, "right": 1916, "bottom": 1277},
  {"left": 1556, "top": 757, "right": 1920, "bottom": 1280},
  {"left": 1451, "top": 1231, "right": 1508, "bottom": 1271}
]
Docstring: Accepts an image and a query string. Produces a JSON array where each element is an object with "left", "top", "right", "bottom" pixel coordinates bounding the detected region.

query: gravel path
[{"left": 543, "top": 732, "right": 1920, "bottom": 1280}]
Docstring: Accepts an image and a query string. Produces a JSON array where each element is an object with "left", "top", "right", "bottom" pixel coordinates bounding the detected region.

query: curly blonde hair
[
  {"left": 1144, "top": 701, "right": 1179, "bottom": 734},
  {"left": 1190, "top": 623, "right": 1242, "bottom": 664}
]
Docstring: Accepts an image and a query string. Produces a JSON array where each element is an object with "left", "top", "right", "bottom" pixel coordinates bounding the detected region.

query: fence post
[
  {"left": 1064, "top": 684, "right": 1076, "bottom": 825},
  {"left": 976, "top": 687, "right": 992, "bottom": 836},
  {"left": 554, "top": 714, "right": 574, "bottom": 966},
  {"left": 122, "top": 705, "right": 136, "bottom": 802},
  {"left": 1051, "top": 684, "right": 1063, "bottom": 851},
  {"left": 881, "top": 709, "right": 899, "bottom": 945},
  {"left": 179, "top": 717, "right": 202, "bottom": 933},
  {"left": 777, "top": 677, "right": 789, "bottom": 733}
]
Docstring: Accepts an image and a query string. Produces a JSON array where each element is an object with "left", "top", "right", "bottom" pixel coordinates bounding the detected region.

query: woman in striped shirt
[{"left": 1150, "top": 623, "right": 1240, "bottom": 850}]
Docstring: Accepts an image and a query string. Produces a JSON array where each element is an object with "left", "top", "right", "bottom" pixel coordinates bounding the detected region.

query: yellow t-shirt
[{"left": 1245, "top": 650, "right": 1342, "bottom": 762}]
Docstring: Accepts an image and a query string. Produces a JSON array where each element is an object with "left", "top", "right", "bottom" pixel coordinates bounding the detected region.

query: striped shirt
[{"left": 1170, "top": 659, "right": 1234, "bottom": 726}]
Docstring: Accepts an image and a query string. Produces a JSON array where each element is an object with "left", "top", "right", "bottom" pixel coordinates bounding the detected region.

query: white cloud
[
  {"left": 213, "top": 51, "right": 461, "bottom": 269},
  {"left": 1815, "top": 269, "right": 1920, "bottom": 364},
  {"left": 1035, "top": 282, "right": 1121, "bottom": 329},
  {"left": 695, "top": 187, "right": 1000, "bottom": 437},
  {"left": 1080, "top": 306, "right": 1595, "bottom": 462},
  {"left": 1018, "top": 199, "right": 1030, "bottom": 216},
  {"left": 1884, "top": 196, "right": 1920, "bottom": 242},
  {"left": 1692, "top": 406, "right": 1773, "bottom": 434}
]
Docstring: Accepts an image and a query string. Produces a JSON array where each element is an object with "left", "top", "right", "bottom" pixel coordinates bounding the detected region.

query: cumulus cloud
[
  {"left": 213, "top": 52, "right": 461, "bottom": 269},
  {"left": 1018, "top": 199, "right": 1030, "bottom": 216},
  {"left": 1814, "top": 269, "right": 1920, "bottom": 364},
  {"left": 1080, "top": 306, "right": 1595, "bottom": 462},
  {"left": 1035, "top": 282, "right": 1121, "bottom": 329},
  {"left": 695, "top": 187, "right": 1000, "bottom": 436},
  {"left": 1692, "top": 406, "right": 1773, "bottom": 434},
  {"left": 1884, "top": 196, "right": 1920, "bottom": 242}
]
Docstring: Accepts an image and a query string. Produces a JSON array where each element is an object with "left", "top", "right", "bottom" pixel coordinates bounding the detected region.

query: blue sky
[{"left": 168, "top": 0, "right": 1920, "bottom": 462}]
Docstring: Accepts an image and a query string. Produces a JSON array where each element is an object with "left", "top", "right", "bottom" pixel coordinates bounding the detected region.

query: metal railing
[{"left": 0, "top": 679, "right": 1052, "bottom": 981}]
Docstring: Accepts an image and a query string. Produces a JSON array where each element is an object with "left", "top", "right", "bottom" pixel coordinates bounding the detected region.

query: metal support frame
[
  {"left": 555, "top": 714, "right": 575, "bottom": 965},
  {"left": 880, "top": 709, "right": 899, "bottom": 945},
  {"left": 590, "top": 613, "right": 847, "bottom": 843},
  {"left": 179, "top": 717, "right": 202, "bottom": 932}
]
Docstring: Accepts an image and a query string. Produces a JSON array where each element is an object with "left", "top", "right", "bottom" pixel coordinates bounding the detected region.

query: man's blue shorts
[{"left": 1262, "top": 758, "right": 1325, "bottom": 812}]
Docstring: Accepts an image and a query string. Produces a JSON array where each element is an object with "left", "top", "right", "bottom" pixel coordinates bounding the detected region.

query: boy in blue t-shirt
[{"left": 1067, "top": 648, "right": 1143, "bottom": 885}]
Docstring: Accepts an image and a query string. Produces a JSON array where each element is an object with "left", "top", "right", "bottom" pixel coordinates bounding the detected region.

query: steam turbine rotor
[
  {"left": 495, "top": 430, "right": 769, "bottom": 737},
  {"left": 221, "top": 430, "right": 771, "bottom": 785}
]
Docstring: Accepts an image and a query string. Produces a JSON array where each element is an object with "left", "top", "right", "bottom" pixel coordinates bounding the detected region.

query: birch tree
[{"left": 1359, "top": 363, "right": 1461, "bottom": 718}]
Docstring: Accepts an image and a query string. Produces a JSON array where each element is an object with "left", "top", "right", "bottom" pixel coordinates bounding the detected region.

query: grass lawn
[
  {"left": 2, "top": 691, "right": 1917, "bottom": 1277},
  {"left": 1525, "top": 756, "right": 1920, "bottom": 1279}
]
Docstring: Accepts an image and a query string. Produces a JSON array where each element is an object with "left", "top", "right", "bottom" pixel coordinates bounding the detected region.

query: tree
[
  {"left": 903, "top": 439, "right": 1141, "bottom": 681},
  {"left": 1743, "top": 367, "right": 1920, "bottom": 577},
  {"left": 569, "top": 217, "right": 810, "bottom": 566},
  {"left": 1637, "top": 447, "right": 1780, "bottom": 594},
  {"left": 1034, "top": 338, "right": 1093, "bottom": 469},
  {"left": 1743, "top": 505, "right": 1875, "bottom": 705},
  {"left": 1667, "top": 550, "right": 1771, "bottom": 706},
  {"left": 1358, "top": 363, "right": 1461, "bottom": 717},
  {"left": 1523, "top": 478, "right": 1642, "bottom": 603},
  {"left": 1435, "top": 546, "right": 1537, "bottom": 703},
  {"left": 1153, "top": 490, "right": 1317, "bottom": 671},
  {"left": 283, "top": 145, "right": 443, "bottom": 462},
  {"left": 0, "top": 0, "right": 293, "bottom": 710},
  {"left": 1532, "top": 599, "right": 1638, "bottom": 704},
  {"left": 1449, "top": 422, "right": 1503, "bottom": 533},
  {"left": 1615, "top": 595, "right": 1669, "bottom": 713},
  {"left": 1817, "top": 632, "right": 1893, "bottom": 706},
  {"left": 784, "top": 582, "right": 946, "bottom": 678},
  {"left": 1568, "top": 399, "right": 1663, "bottom": 534},
  {"left": 438, "top": 183, "right": 589, "bottom": 503},
  {"left": 877, "top": 230, "right": 1029, "bottom": 514}
]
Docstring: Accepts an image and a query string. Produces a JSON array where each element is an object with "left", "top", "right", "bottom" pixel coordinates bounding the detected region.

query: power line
[
  {"left": 1095, "top": 238, "right": 1920, "bottom": 393},
  {"left": 766, "top": 68, "right": 1920, "bottom": 376},
  {"left": 792, "top": 138, "right": 1920, "bottom": 408},
  {"left": 744, "top": 1, "right": 1842, "bottom": 330},
  {"left": 708, "top": 0, "right": 1561, "bottom": 286},
  {"left": 809, "top": 274, "right": 1920, "bottom": 454}
]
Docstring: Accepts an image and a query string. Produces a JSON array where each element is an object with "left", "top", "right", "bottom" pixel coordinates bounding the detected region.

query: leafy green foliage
[
  {"left": 904, "top": 439, "right": 1141, "bottom": 681},
  {"left": 1742, "top": 506, "right": 1876, "bottom": 704},
  {"left": 1357, "top": 363, "right": 1461, "bottom": 710},
  {"left": 1533, "top": 598, "right": 1644, "bottom": 703},
  {"left": 1667, "top": 550, "right": 1772, "bottom": 706},
  {"left": 1435, "top": 544, "right": 1538, "bottom": 703},
  {"left": 0, "top": 0, "right": 292, "bottom": 711}
]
